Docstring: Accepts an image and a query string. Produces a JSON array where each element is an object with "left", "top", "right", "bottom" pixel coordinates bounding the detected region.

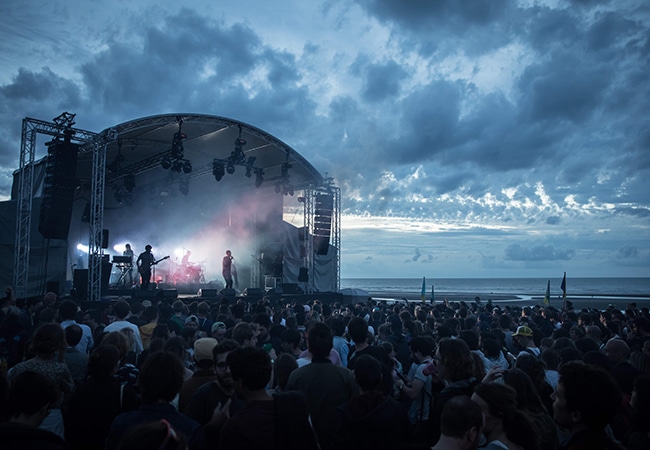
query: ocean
[{"left": 340, "top": 277, "right": 650, "bottom": 297}]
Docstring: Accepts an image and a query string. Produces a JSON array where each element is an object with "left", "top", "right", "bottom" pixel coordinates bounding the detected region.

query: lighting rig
[
  {"left": 274, "top": 152, "right": 294, "bottom": 196},
  {"left": 211, "top": 124, "right": 272, "bottom": 190},
  {"left": 160, "top": 120, "right": 192, "bottom": 174}
]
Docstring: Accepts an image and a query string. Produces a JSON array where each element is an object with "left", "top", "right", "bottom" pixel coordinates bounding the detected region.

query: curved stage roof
[{"left": 76, "top": 113, "right": 324, "bottom": 207}]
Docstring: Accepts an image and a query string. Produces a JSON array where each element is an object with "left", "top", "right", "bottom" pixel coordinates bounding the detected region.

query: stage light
[
  {"left": 182, "top": 160, "right": 192, "bottom": 174},
  {"left": 226, "top": 162, "right": 235, "bottom": 174},
  {"left": 161, "top": 157, "right": 171, "bottom": 169},
  {"left": 172, "top": 160, "right": 183, "bottom": 173},
  {"left": 212, "top": 159, "right": 225, "bottom": 181},
  {"left": 123, "top": 174, "right": 135, "bottom": 192},
  {"left": 76, "top": 243, "right": 89, "bottom": 253}
]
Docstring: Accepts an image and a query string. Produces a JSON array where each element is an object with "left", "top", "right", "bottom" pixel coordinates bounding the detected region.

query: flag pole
[
  {"left": 561, "top": 272, "right": 567, "bottom": 310},
  {"left": 421, "top": 276, "right": 426, "bottom": 303}
]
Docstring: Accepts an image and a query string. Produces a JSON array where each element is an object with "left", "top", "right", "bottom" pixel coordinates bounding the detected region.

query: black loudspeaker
[
  {"left": 219, "top": 288, "right": 236, "bottom": 297},
  {"left": 46, "top": 281, "right": 60, "bottom": 296},
  {"left": 198, "top": 288, "right": 218, "bottom": 297},
  {"left": 314, "top": 236, "right": 329, "bottom": 256},
  {"left": 282, "top": 283, "right": 302, "bottom": 295},
  {"left": 73, "top": 269, "right": 88, "bottom": 301},
  {"left": 101, "top": 229, "right": 109, "bottom": 249},
  {"left": 243, "top": 287, "right": 263, "bottom": 297},
  {"left": 298, "top": 267, "right": 309, "bottom": 282},
  {"left": 39, "top": 139, "right": 78, "bottom": 240},
  {"left": 155, "top": 289, "right": 178, "bottom": 299}
]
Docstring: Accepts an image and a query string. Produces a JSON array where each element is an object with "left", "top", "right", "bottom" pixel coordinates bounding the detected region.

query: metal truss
[
  {"left": 14, "top": 116, "right": 99, "bottom": 299},
  {"left": 302, "top": 179, "right": 340, "bottom": 293}
]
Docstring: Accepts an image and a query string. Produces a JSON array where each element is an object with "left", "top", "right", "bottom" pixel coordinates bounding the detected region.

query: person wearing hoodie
[{"left": 334, "top": 354, "right": 411, "bottom": 449}]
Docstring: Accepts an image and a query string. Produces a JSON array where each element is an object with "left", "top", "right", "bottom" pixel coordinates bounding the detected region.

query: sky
[{"left": 0, "top": 0, "right": 649, "bottom": 280}]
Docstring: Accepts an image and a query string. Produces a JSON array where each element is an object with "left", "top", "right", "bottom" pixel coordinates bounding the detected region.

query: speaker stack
[
  {"left": 39, "top": 134, "right": 78, "bottom": 240},
  {"left": 313, "top": 193, "right": 333, "bottom": 255}
]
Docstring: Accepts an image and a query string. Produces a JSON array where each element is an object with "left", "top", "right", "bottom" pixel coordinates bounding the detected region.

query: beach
[{"left": 341, "top": 277, "right": 650, "bottom": 310}]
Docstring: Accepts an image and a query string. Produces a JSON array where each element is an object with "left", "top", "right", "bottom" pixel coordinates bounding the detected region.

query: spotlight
[
  {"left": 172, "top": 160, "right": 183, "bottom": 173},
  {"left": 123, "top": 174, "right": 135, "bottom": 193},
  {"left": 255, "top": 169, "right": 264, "bottom": 188},
  {"left": 182, "top": 160, "right": 192, "bottom": 174},
  {"left": 161, "top": 157, "right": 171, "bottom": 169},
  {"left": 226, "top": 162, "right": 235, "bottom": 174},
  {"left": 171, "top": 132, "right": 185, "bottom": 159},
  {"left": 212, "top": 159, "right": 225, "bottom": 181}
]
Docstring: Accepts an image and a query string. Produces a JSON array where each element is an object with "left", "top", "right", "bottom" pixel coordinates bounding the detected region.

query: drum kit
[{"left": 174, "top": 261, "right": 206, "bottom": 284}]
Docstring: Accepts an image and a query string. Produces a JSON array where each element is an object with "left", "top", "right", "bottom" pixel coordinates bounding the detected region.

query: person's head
[
  {"left": 437, "top": 337, "right": 474, "bottom": 382},
  {"left": 116, "top": 419, "right": 187, "bottom": 450},
  {"left": 64, "top": 323, "right": 83, "bottom": 347},
  {"left": 347, "top": 317, "right": 369, "bottom": 344},
  {"left": 145, "top": 245, "right": 152, "bottom": 252},
  {"left": 553, "top": 361, "right": 622, "bottom": 432},
  {"left": 253, "top": 313, "right": 271, "bottom": 341},
  {"left": 352, "top": 354, "right": 383, "bottom": 392},
  {"left": 439, "top": 395, "right": 484, "bottom": 449},
  {"left": 102, "top": 331, "right": 129, "bottom": 361},
  {"left": 232, "top": 322, "right": 257, "bottom": 347},
  {"left": 472, "top": 382, "right": 537, "bottom": 448},
  {"left": 512, "top": 325, "right": 534, "bottom": 347},
  {"left": 213, "top": 339, "right": 239, "bottom": 387},
  {"left": 226, "top": 346, "right": 272, "bottom": 393},
  {"left": 211, "top": 321, "right": 227, "bottom": 342},
  {"left": 138, "top": 351, "right": 185, "bottom": 403},
  {"left": 30, "top": 322, "right": 66, "bottom": 359},
  {"left": 88, "top": 344, "right": 121, "bottom": 379},
  {"left": 307, "top": 321, "right": 333, "bottom": 359},
  {"left": 273, "top": 353, "right": 299, "bottom": 391},
  {"left": 6, "top": 371, "right": 57, "bottom": 425},
  {"left": 281, "top": 328, "right": 301, "bottom": 353},
  {"left": 502, "top": 368, "right": 548, "bottom": 414},
  {"left": 193, "top": 337, "right": 218, "bottom": 368},
  {"left": 226, "top": 250, "right": 231, "bottom": 257},
  {"left": 409, "top": 335, "right": 435, "bottom": 362},
  {"left": 125, "top": 243, "right": 131, "bottom": 250},
  {"left": 112, "top": 300, "right": 131, "bottom": 320},
  {"left": 604, "top": 338, "right": 630, "bottom": 365},
  {"left": 58, "top": 299, "right": 79, "bottom": 321}
]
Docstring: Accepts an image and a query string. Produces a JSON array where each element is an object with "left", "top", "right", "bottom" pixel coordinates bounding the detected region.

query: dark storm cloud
[
  {"left": 504, "top": 243, "right": 575, "bottom": 261},
  {"left": 354, "top": 0, "right": 514, "bottom": 56},
  {"left": 351, "top": 56, "right": 407, "bottom": 102}
]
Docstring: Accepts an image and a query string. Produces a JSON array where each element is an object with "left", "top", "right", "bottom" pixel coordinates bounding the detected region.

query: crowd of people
[{"left": 1, "top": 286, "right": 650, "bottom": 450}]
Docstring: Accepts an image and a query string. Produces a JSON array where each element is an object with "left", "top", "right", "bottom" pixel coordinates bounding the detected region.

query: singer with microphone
[{"left": 222, "top": 249, "right": 234, "bottom": 289}]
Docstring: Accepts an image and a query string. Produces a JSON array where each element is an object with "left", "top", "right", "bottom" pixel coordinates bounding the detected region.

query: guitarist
[{"left": 136, "top": 244, "right": 155, "bottom": 290}]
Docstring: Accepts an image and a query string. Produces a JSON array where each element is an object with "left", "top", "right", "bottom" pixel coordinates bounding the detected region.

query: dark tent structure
[{"left": 2, "top": 113, "right": 340, "bottom": 301}]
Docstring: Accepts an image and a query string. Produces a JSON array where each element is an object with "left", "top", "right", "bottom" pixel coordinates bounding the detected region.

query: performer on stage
[
  {"left": 123, "top": 243, "right": 135, "bottom": 285},
  {"left": 137, "top": 245, "right": 154, "bottom": 290},
  {"left": 181, "top": 250, "right": 191, "bottom": 267},
  {"left": 222, "top": 250, "right": 234, "bottom": 289}
]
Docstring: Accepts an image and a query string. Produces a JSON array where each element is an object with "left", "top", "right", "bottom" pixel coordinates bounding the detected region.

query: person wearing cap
[
  {"left": 512, "top": 325, "right": 541, "bottom": 359},
  {"left": 211, "top": 322, "right": 227, "bottom": 343},
  {"left": 178, "top": 337, "right": 219, "bottom": 413}
]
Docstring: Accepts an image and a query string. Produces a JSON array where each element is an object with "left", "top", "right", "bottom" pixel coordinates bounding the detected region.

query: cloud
[
  {"left": 504, "top": 243, "right": 575, "bottom": 261},
  {"left": 617, "top": 246, "right": 638, "bottom": 259}
]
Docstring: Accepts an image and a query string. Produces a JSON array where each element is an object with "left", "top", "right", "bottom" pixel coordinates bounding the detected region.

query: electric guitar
[{"left": 138, "top": 255, "right": 169, "bottom": 274}]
